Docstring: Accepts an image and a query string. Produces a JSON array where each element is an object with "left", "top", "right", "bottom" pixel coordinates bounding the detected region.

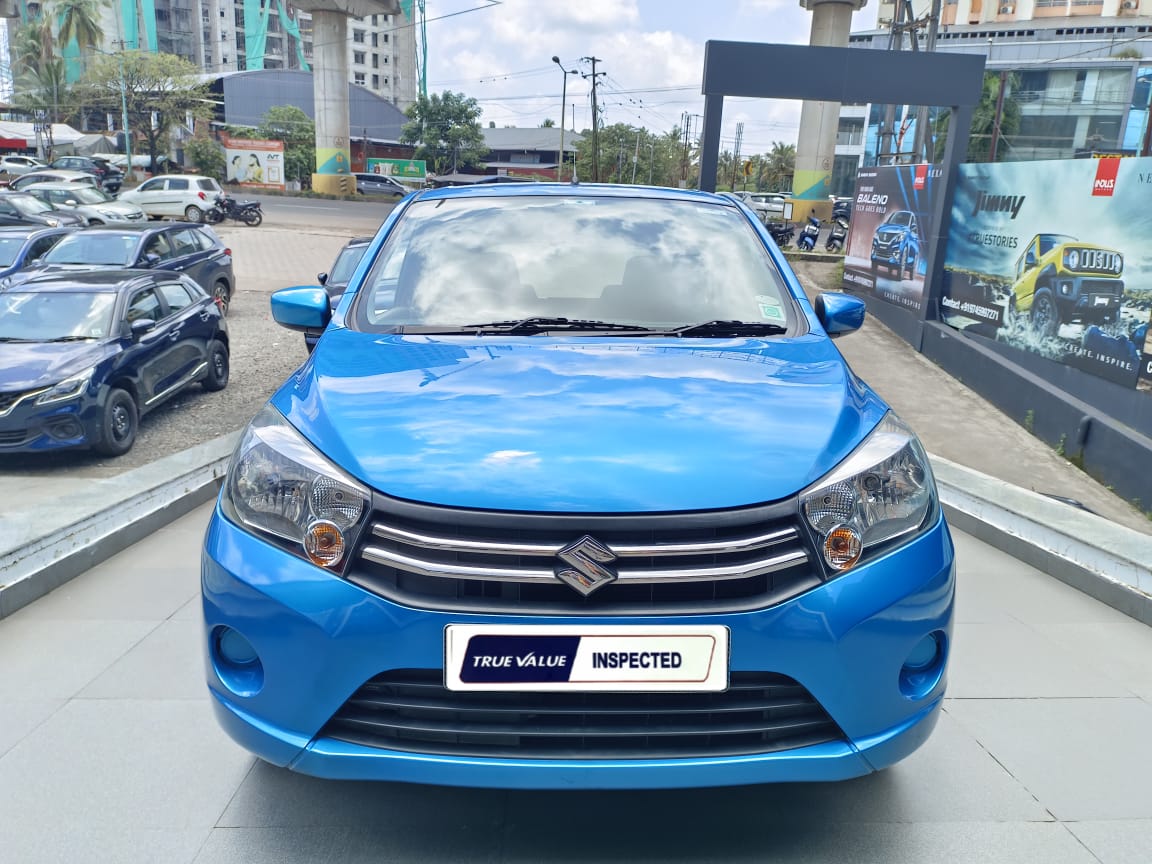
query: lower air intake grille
[{"left": 322, "top": 669, "right": 845, "bottom": 760}]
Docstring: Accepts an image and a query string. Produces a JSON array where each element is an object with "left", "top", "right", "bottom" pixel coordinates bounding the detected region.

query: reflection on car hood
[
  {"left": 0, "top": 341, "right": 112, "bottom": 390},
  {"left": 273, "top": 332, "right": 888, "bottom": 512}
]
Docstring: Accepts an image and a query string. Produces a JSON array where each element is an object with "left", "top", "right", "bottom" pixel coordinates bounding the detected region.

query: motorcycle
[
  {"left": 766, "top": 221, "right": 795, "bottom": 249},
  {"left": 206, "top": 191, "right": 263, "bottom": 227},
  {"left": 824, "top": 217, "right": 849, "bottom": 253},
  {"left": 796, "top": 215, "right": 821, "bottom": 252}
]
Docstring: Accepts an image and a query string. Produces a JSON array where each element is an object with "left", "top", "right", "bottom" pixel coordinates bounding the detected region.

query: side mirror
[
  {"left": 317, "top": 272, "right": 329, "bottom": 286},
  {"left": 139, "top": 252, "right": 161, "bottom": 268},
  {"left": 64, "top": 199, "right": 77, "bottom": 207},
  {"left": 130, "top": 318, "right": 156, "bottom": 339},
  {"left": 815, "top": 292, "right": 866, "bottom": 338},
  {"left": 271, "top": 286, "right": 331, "bottom": 332}
]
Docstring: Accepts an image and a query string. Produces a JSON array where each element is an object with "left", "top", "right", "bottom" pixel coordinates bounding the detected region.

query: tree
[
  {"left": 55, "top": 0, "right": 106, "bottom": 58},
  {"left": 256, "top": 105, "right": 316, "bottom": 183},
  {"left": 761, "top": 142, "right": 795, "bottom": 192},
  {"left": 540, "top": 118, "right": 555, "bottom": 127},
  {"left": 400, "top": 91, "right": 486, "bottom": 173},
  {"left": 186, "top": 135, "right": 226, "bottom": 180},
  {"left": 934, "top": 72, "right": 1021, "bottom": 163},
  {"left": 11, "top": 17, "right": 55, "bottom": 76},
  {"left": 13, "top": 58, "right": 69, "bottom": 160},
  {"left": 77, "top": 51, "right": 212, "bottom": 171}
]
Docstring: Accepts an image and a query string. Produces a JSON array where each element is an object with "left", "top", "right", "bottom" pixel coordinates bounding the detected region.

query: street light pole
[
  {"left": 551, "top": 56, "right": 578, "bottom": 182},
  {"left": 118, "top": 52, "right": 131, "bottom": 173}
]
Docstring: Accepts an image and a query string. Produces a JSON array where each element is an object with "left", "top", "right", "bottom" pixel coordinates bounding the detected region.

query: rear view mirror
[
  {"left": 317, "top": 272, "right": 329, "bottom": 286},
  {"left": 271, "top": 286, "right": 331, "bottom": 332},
  {"left": 139, "top": 253, "right": 161, "bottom": 268},
  {"left": 130, "top": 318, "right": 156, "bottom": 338},
  {"left": 815, "top": 292, "right": 866, "bottom": 338}
]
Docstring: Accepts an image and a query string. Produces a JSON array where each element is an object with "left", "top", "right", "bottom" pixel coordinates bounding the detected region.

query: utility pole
[
  {"left": 681, "top": 112, "right": 690, "bottom": 187},
  {"left": 631, "top": 131, "right": 640, "bottom": 184},
  {"left": 730, "top": 121, "right": 744, "bottom": 191},
  {"left": 582, "top": 56, "right": 604, "bottom": 181},
  {"left": 109, "top": 41, "right": 133, "bottom": 173},
  {"left": 648, "top": 140, "right": 655, "bottom": 184}
]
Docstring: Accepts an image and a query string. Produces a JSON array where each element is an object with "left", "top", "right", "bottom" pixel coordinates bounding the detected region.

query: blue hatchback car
[
  {"left": 0, "top": 270, "right": 229, "bottom": 455},
  {"left": 202, "top": 184, "right": 955, "bottom": 789}
]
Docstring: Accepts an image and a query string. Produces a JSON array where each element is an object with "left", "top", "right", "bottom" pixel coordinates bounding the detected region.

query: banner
[
  {"left": 940, "top": 158, "right": 1152, "bottom": 391},
  {"left": 842, "top": 163, "right": 944, "bottom": 314},
  {"left": 367, "top": 157, "right": 426, "bottom": 179},
  {"left": 220, "top": 134, "right": 284, "bottom": 189}
]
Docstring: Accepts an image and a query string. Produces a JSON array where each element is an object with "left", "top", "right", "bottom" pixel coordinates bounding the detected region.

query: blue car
[
  {"left": 871, "top": 209, "right": 920, "bottom": 281},
  {"left": 202, "top": 183, "right": 955, "bottom": 789},
  {"left": 0, "top": 226, "right": 74, "bottom": 278},
  {"left": 0, "top": 270, "right": 229, "bottom": 455}
]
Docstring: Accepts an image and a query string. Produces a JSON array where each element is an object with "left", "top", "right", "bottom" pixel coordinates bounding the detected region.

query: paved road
[
  {"left": 255, "top": 194, "right": 396, "bottom": 233},
  {"left": 1, "top": 502, "right": 1149, "bottom": 862}
]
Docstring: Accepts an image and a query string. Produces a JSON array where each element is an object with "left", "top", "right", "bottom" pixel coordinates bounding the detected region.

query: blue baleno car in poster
[
  {"left": 201, "top": 183, "right": 955, "bottom": 789},
  {"left": 871, "top": 209, "right": 921, "bottom": 281}
]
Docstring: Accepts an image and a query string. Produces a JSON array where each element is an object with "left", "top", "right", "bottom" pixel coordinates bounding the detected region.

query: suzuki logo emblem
[{"left": 555, "top": 535, "right": 618, "bottom": 597}]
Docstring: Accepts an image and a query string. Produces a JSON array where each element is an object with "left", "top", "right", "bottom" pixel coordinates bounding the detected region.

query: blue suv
[
  {"left": 202, "top": 184, "right": 955, "bottom": 789},
  {"left": 871, "top": 210, "right": 920, "bottom": 281}
]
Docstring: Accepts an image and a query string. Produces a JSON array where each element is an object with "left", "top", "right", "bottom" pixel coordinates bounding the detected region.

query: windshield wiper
[
  {"left": 0, "top": 336, "right": 36, "bottom": 342},
  {"left": 40, "top": 335, "right": 96, "bottom": 342},
  {"left": 667, "top": 320, "right": 789, "bottom": 338},
  {"left": 451, "top": 317, "right": 656, "bottom": 335}
]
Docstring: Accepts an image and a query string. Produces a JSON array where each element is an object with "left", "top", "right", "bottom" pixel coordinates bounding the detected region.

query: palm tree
[
  {"left": 763, "top": 141, "right": 795, "bottom": 193},
  {"left": 12, "top": 17, "right": 55, "bottom": 76},
  {"left": 55, "top": 0, "right": 106, "bottom": 56}
]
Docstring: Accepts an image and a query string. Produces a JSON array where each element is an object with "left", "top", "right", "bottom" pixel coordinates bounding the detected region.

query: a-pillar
[
  {"left": 794, "top": 0, "right": 867, "bottom": 203},
  {"left": 312, "top": 10, "right": 353, "bottom": 195}
]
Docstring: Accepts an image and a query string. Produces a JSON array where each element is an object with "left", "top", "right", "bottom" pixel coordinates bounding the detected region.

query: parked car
[
  {"left": 10, "top": 169, "right": 100, "bottom": 192},
  {"left": 0, "top": 269, "right": 229, "bottom": 455},
  {"left": 0, "top": 155, "right": 47, "bottom": 176},
  {"left": 117, "top": 175, "right": 224, "bottom": 223},
  {"left": 203, "top": 183, "right": 954, "bottom": 788},
  {"left": 304, "top": 235, "right": 373, "bottom": 350},
  {"left": 0, "top": 192, "right": 86, "bottom": 228},
  {"left": 24, "top": 182, "right": 147, "bottom": 225},
  {"left": 0, "top": 226, "right": 74, "bottom": 277},
  {"left": 48, "top": 155, "right": 124, "bottom": 193},
  {"left": 353, "top": 173, "right": 408, "bottom": 197},
  {"left": 9, "top": 223, "right": 236, "bottom": 314}
]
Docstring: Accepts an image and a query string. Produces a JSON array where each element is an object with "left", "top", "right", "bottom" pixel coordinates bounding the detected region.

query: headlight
[
  {"left": 97, "top": 209, "right": 121, "bottom": 219},
  {"left": 36, "top": 367, "right": 94, "bottom": 405},
  {"left": 221, "top": 405, "right": 370, "bottom": 570},
  {"left": 799, "top": 413, "right": 936, "bottom": 573},
  {"left": 1064, "top": 249, "right": 1080, "bottom": 270},
  {"left": 1114, "top": 254, "right": 1123, "bottom": 274}
]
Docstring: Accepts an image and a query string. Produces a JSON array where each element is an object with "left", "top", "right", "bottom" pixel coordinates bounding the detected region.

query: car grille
[
  {"left": 0, "top": 388, "right": 44, "bottom": 417},
  {"left": 0, "top": 429, "right": 31, "bottom": 446},
  {"left": 350, "top": 498, "right": 820, "bottom": 615},
  {"left": 321, "top": 669, "right": 845, "bottom": 760}
]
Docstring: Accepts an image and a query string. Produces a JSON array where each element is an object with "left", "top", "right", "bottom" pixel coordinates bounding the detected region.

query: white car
[
  {"left": 117, "top": 174, "right": 223, "bottom": 223},
  {"left": 0, "top": 155, "right": 48, "bottom": 176},
  {"left": 9, "top": 169, "right": 99, "bottom": 191},
  {"left": 23, "top": 182, "right": 147, "bottom": 225}
]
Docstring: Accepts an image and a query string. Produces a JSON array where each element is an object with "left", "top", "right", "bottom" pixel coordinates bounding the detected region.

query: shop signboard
[
  {"left": 220, "top": 134, "right": 285, "bottom": 189},
  {"left": 842, "top": 163, "right": 944, "bottom": 315},
  {"left": 367, "top": 157, "right": 427, "bottom": 179},
  {"left": 940, "top": 158, "right": 1152, "bottom": 391}
]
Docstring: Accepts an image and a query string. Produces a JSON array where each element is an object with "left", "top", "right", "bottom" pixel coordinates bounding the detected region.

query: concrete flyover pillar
[
  {"left": 292, "top": 0, "right": 401, "bottom": 195},
  {"left": 795, "top": 0, "right": 868, "bottom": 203}
]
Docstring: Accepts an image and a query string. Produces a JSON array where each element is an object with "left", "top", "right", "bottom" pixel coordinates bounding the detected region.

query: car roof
[
  {"left": 150, "top": 174, "right": 218, "bottom": 182},
  {"left": 22, "top": 169, "right": 93, "bottom": 179},
  {"left": 7, "top": 269, "right": 157, "bottom": 292},
  {"left": 346, "top": 236, "right": 374, "bottom": 246},
  {"left": 411, "top": 181, "right": 738, "bottom": 206},
  {"left": 74, "top": 222, "right": 200, "bottom": 235},
  {"left": 0, "top": 225, "right": 66, "bottom": 238},
  {"left": 19, "top": 182, "right": 101, "bottom": 191}
]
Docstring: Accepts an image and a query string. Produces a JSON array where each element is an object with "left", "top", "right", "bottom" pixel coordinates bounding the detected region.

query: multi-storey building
[
  {"left": 7, "top": 0, "right": 417, "bottom": 111},
  {"left": 833, "top": 6, "right": 1152, "bottom": 195}
]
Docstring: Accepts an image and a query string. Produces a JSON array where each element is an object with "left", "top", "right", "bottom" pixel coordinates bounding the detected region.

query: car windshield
[
  {"left": 8, "top": 195, "right": 53, "bottom": 215},
  {"left": 1037, "top": 234, "right": 1077, "bottom": 255},
  {"left": 352, "top": 194, "right": 793, "bottom": 332},
  {"left": 67, "top": 187, "right": 112, "bottom": 204},
  {"left": 329, "top": 244, "right": 369, "bottom": 286},
  {"left": 0, "top": 236, "right": 28, "bottom": 266},
  {"left": 885, "top": 212, "right": 913, "bottom": 226},
  {"left": 0, "top": 291, "right": 116, "bottom": 340},
  {"left": 42, "top": 232, "right": 137, "bottom": 265}
]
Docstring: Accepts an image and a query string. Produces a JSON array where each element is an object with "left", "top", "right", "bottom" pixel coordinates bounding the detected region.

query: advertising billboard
[
  {"left": 367, "top": 157, "right": 427, "bottom": 179},
  {"left": 842, "top": 163, "right": 944, "bottom": 314},
  {"left": 940, "top": 158, "right": 1152, "bottom": 391},
  {"left": 220, "top": 134, "right": 285, "bottom": 189}
]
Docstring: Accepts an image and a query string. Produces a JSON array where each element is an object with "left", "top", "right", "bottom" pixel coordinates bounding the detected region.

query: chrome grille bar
[
  {"left": 370, "top": 522, "right": 798, "bottom": 558},
  {"left": 360, "top": 544, "right": 808, "bottom": 584}
]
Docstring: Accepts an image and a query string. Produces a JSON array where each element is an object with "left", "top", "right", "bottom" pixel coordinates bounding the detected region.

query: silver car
[
  {"left": 0, "top": 155, "right": 47, "bottom": 176},
  {"left": 23, "top": 182, "right": 146, "bottom": 225},
  {"left": 117, "top": 174, "right": 223, "bottom": 223}
]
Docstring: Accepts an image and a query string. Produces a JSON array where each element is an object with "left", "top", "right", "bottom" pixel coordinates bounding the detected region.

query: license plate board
[{"left": 444, "top": 624, "right": 729, "bottom": 692}]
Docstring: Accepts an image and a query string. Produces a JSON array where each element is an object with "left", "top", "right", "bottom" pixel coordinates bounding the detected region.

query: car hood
[
  {"left": 0, "top": 341, "right": 111, "bottom": 390},
  {"left": 273, "top": 332, "right": 889, "bottom": 512},
  {"left": 876, "top": 225, "right": 910, "bottom": 237}
]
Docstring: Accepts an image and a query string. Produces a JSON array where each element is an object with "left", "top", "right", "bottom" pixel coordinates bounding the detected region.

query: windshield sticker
[{"left": 756, "top": 296, "right": 785, "bottom": 321}]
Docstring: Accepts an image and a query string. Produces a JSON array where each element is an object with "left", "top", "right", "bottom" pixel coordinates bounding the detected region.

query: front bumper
[
  {"left": 202, "top": 506, "right": 955, "bottom": 789},
  {"left": 0, "top": 388, "right": 103, "bottom": 452}
]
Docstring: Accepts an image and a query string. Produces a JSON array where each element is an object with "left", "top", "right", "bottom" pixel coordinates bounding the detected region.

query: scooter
[
  {"left": 206, "top": 191, "right": 263, "bottom": 227},
  {"left": 767, "top": 221, "right": 795, "bottom": 248},
  {"left": 796, "top": 215, "right": 821, "bottom": 252},
  {"left": 824, "top": 217, "right": 849, "bottom": 253}
]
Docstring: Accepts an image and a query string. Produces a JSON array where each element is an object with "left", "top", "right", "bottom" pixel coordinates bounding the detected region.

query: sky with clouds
[{"left": 422, "top": 0, "right": 880, "bottom": 156}]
